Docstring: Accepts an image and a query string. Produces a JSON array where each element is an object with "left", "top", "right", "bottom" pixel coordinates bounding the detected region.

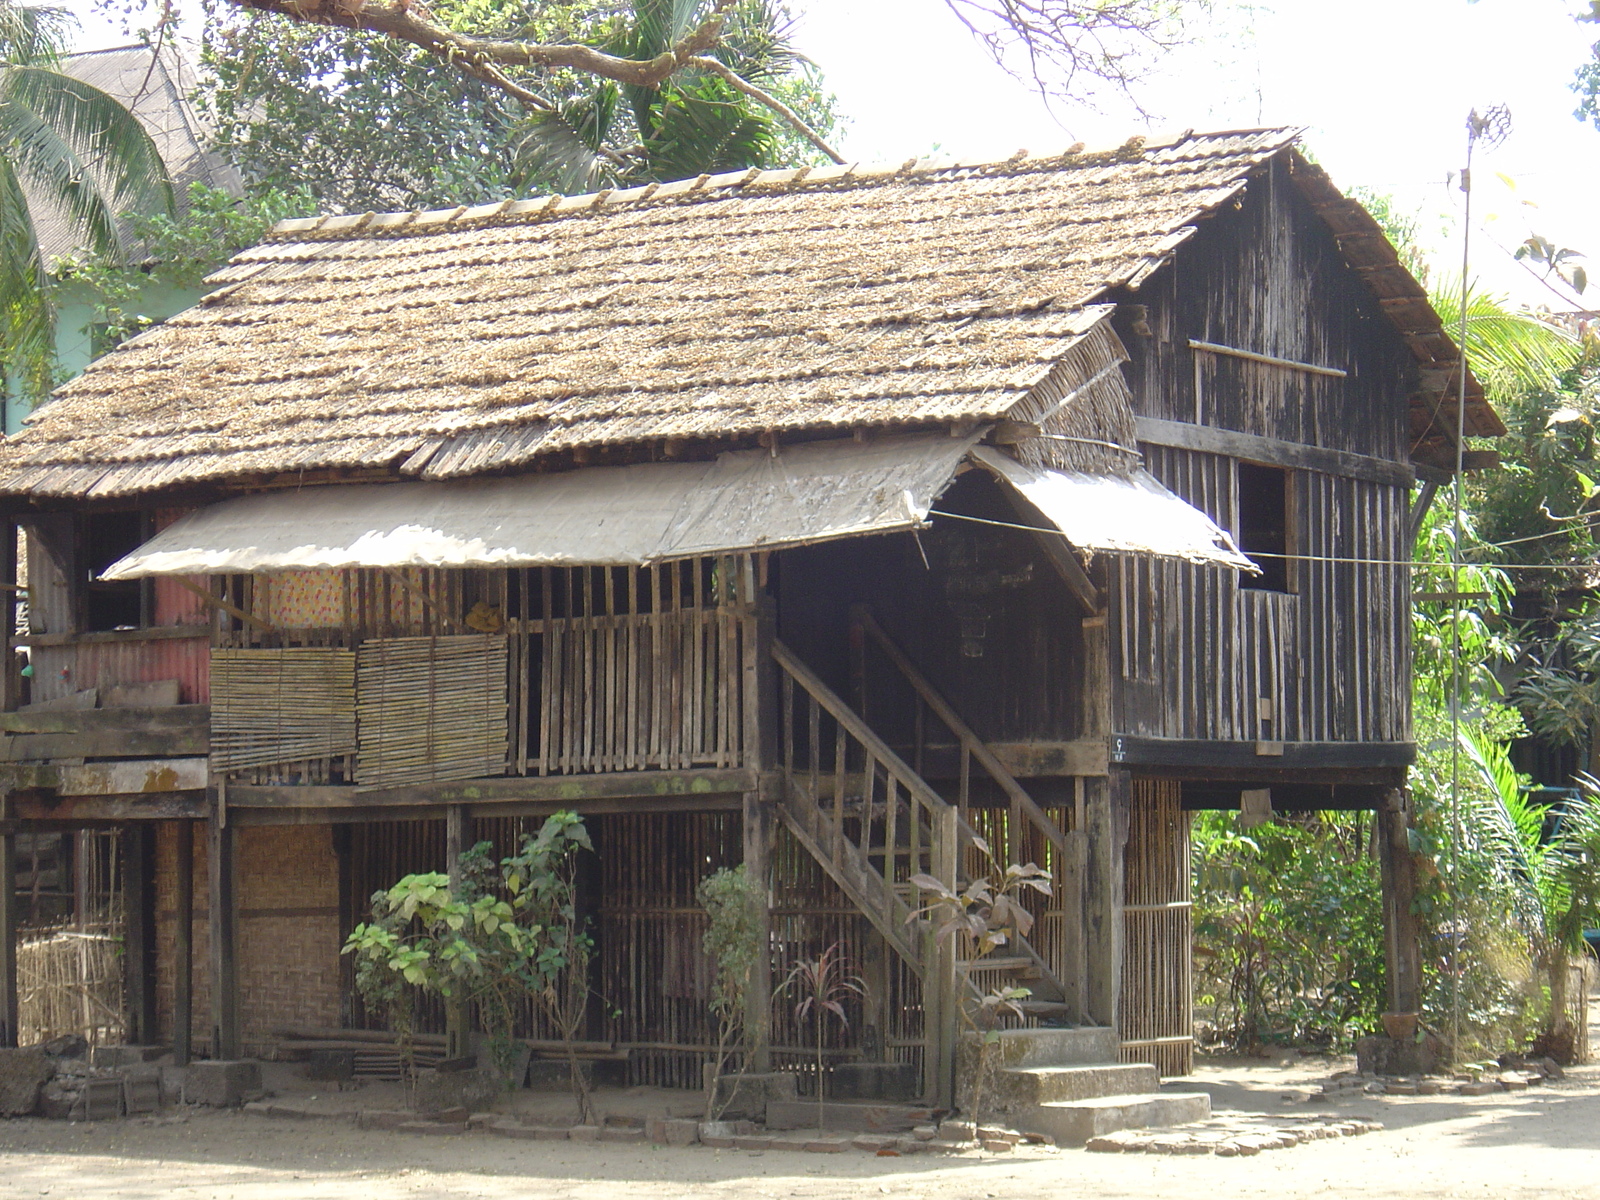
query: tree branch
[
  {"left": 687, "top": 55, "right": 844, "bottom": 165},
  {"left": 231, "top": 0, "right": 738, "bottom": 89}
]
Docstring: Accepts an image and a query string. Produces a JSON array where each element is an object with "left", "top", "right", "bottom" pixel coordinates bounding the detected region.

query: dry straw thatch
[
  {"left": 18, "top": 930, "right": 125, "bottom": 1048},
  {"left": 0, "top": 129, "right": 1495, "bottom": 499}
]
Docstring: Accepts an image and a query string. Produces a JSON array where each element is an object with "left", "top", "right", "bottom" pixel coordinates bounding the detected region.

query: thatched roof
[{"left": 0, "top": 128, "right": 1496, "bottom": 500}]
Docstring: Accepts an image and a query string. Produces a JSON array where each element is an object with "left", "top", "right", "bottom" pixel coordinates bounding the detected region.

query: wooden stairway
[{"left": 771, "top": 635, "right": 1074, "bottom": 1104}]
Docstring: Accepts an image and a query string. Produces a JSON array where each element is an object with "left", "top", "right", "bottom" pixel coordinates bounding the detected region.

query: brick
[
  {"left": 981, "top": 1139, "right": 1013, "bottom": 1153},
  {"left": 601, "top": 1127, "right": 645, "bottom": 1144},
  {"left": 184, "top": 1060, "right": 262, "bottom": 1107},
  {"left": 358, "top": 1110, "right": 414, "bottom": 1130},
  {"left": 851, "top": 1135, "right": 895, "bottom": 1152},
  {"left": 568, "top": 1125, "right": 600, "bottom": 1142},
  {"left": 733, "top": 1135, "right": 771, "bottom": 1151},
  {"left": 805, "top": 1138, "right": 849, "bottom": 1153}
]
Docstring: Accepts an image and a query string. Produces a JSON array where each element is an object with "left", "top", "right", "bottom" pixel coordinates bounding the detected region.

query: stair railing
[{"left": 847, "top": 605, "right": 1072, "bottom": 1004}]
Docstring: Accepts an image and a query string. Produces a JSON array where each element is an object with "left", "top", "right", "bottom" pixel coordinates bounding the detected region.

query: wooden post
[
  {"left": 926, "top": 800, "right": 959, "bottom": 1109},
  {"left": 1083, "top": 771, "right": 1129, "bottom": 1029},
  {"left": 0, "top": 803, "right": 16, "bottom": 1048},
  {"left": 122, "top": 825, "right": 158, "bottom": 1044},
  {"left": 174, "top": 820, "right": 194, "bottom": 1065},
  {"left": 208, "top": 794, "right": 239, "bottom": 1060},
  {"left": 1378, "top": 787, "right": 1422, "bottom": 1014},
  {"left": 742, "top": 788, "right": 773, "bottom": 1073},
  {"left": 445, "top": 805, "right": 470, "bottom": 1061}
]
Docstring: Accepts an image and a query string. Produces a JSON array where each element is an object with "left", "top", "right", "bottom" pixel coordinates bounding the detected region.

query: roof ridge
[{"left": 265, "top": 126, "right": 1304, "bottom": 243}]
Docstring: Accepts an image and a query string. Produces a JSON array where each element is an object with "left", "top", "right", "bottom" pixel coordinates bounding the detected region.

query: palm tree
[
  {"left": 513, "top": 0, "right": 821, "bottom": 195},
  {"left": 2, "top": 2, "right": 172, "bottom": 399},
  {"left": 1430, "top": 280, "right": 1582, "bottom": 401},
  {"left": 1462, "top": 729, "right": 1600, "bottom": 1061}
]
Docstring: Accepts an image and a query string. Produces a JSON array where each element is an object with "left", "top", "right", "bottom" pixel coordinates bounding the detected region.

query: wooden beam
[
  {"left": 1110, "top": 736, "right": 1415, "bottom": 771},
  {"left": 1082, "top": 772, "right": 1127, "bottom": 1028},
  {"left": 0, "top": 728, "right": 209, "bottom": 761},
  {"left": 9, "top": 791, "right": 207, "bottom": 822},
  {"left": 1407, "top": 479, "right": 1440, "bottom": 547},
  {"left": 1187, "top": 339, "right": 1348, "bottom": 378},
  {"left": 11, "top": 626, "right": 209, "bottom": 649},
  {"left": 1136, "top": 417, "right": 1415, "bottom": 488},
  {"left": 444, "top": 804, "right": 470, "bottom": 1061},
  {"left": 0, "top": 758, "right": 208, "bottom": 796},
  {"left": 171, "top": 576, "right": 275, "bottom": 633},
  {"left": 232, "top": 792, "right": 747, "bottom": 826},
  {"left": 174, "top": 819, "right": 194, "bottom": 1066},
  {"left": 226, "top": 768, "right": 759, "bottom": 810},
  {"left": 912, "top": 740, "right": 1108, "bottom": 779},
  {"left": 0, "top": 705, "right": 209, "bottom": 736}
]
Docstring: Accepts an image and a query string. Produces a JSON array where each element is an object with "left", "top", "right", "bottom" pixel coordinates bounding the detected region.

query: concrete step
[
  {"left": 1014, "top": 1091, "right": 1212, "bottom": 1147},
  {"left": 964, "top": 1026, "right": 1120, "bottom": 1071},
  {"left": 992, "top": 1062, "right": 1161, "bottom": 1108}
]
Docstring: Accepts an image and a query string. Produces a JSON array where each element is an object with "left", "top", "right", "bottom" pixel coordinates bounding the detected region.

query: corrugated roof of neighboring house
[
  {"left": 32, "top": 42, "right": 242, "bottom": 264},
  {"left": 0, "top": 128, "right": 1498, "bottom": 498}
]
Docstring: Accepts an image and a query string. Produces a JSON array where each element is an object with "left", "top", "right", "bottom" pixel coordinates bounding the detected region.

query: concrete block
[
  {"left": 0, "top": 1048, "right": 51, "bottom": 1115},
  {"left": 986, "top": 1063, "right": 1160, "bottom": 1111},
  {"left": 398, "top": 1120, "right": 466, "bottom": 1135},
  {"left": 829, "top": 1062, "right": 919, "bottom": 1102},
  {"left": 306, "top": 1050, "right": 354, "bottom": 1082},
  {"left": 961, "top": 1027, "right": 1119, "bottom": 1073},
  {"left": 701, "top": 1067, "right": 798, "bottom": 1119},
  {"left": 1018, "top": 1091, "right": 1212, "bottom": 1147},
  {"left": 568, "top": 1125, "right": 600, "bottom": 1142},
  {"left": 733, "top": 1135, "right": 771, "bottom": 1150},
  {"left": 412, "top": 1066, "right": 501, "bottom": 1115},
  {"left": 699, "top": 1121, "right": 736, "bottom": 1148},
  {"left": 183, "top": 1060, "right": 263, "bottom": 1108},
  {"left": 75, "top": 1077, "right": 123, "bottom": 1121},
  {"left": 600, "top": 1126, "right": 644, "bottom": 1143},
  {"left": 1355, "top": 1035, "right": 1443, "bottom": 1077},
  {"left": 90, "top": 1045, "right": 164, "bottom": 1068},
  {"left": 765, "top": 1099, "right": 931, "bottom": 1133},
  {"left": 122, "top": 1066, "right": 161, "bottom": 1115},
  {"left": 805, "top": 1137, "right": 849, "bottom": 1153},
  {"left": 646, "top": 1116, "right": 699, "bottom": 1146}
]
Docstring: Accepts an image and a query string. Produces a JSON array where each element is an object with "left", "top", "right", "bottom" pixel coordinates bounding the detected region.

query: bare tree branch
[
  {"left": 943, "top": 0, "right": 1201, "bottom": 115},
  {"left": 686, "top": 55, "right": 844, "bottom": 165}
]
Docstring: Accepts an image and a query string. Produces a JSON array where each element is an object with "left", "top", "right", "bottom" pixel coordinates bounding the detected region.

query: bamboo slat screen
[
  {"left": 356, "top": 635, "right": 509, "bottom": 788},
  {"left": 210, "top": 647, "right": 357, "bottom": 770},
  {"left": 1119, "top": 778, "right": 1193, "bottom": 1077}
]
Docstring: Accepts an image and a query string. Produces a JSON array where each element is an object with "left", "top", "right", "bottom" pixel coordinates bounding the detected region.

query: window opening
[
  {"left": 1237, "top": 463, "right": 1292, "bottom": 593},
  {"left": 83, "top": 511, "right": 145, "bottom": 631}
]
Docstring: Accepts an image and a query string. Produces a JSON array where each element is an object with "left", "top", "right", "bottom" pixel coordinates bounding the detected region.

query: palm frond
[
  {"left": 3, "top": 65, "right": 173, "bottom": 232},
  {"left": 1431, "top": 281, "right": 1581, "bottom": 398},
  {"left": 0, "top": 151, "right": 53, "bottom": 394},
  {"left": 0, "top": 2, "right": 74, "bottom": 65}
]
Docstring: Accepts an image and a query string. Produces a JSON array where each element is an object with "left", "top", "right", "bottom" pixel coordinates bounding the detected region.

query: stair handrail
[{"left": 849, "top": 605, "right": 1068, "bottom": 858}]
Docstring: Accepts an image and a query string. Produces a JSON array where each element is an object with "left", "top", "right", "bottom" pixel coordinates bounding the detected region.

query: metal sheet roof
[
  {"left": 102, "top": 432, "right": 982, "bottom": 578},
  {"left": 971, "top": 447, "right": 1255, "bottom": 569}
]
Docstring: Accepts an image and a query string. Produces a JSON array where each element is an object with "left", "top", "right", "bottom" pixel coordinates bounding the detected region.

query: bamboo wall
[{"left": 1119, "top": 779, "right": 1193, "bottom": 1076}]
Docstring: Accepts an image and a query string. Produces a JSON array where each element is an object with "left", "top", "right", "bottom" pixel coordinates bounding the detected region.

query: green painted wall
[{"left": 5, "top": 278, "right": 204, "bottom": 435}]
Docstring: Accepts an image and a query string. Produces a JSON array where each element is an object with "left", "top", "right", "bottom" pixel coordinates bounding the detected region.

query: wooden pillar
[
  {"left": 121, "top": 825, "right": 158, "bottom": 1043},
  {"left": 444, "top": 804, "right": 470, "bottom": 1061},
  {"left": 0, "top": 808, "right": 16, "bottom": 1048},
  {"left": 741, "top": 789, "right": 773, "bottom": 1073},
  {"left": 173, "top": 820, "right": 194, "bottom": 1065},
  {"left": 1084, "top": 770, "right": 1129, "bottom": 1029},
  {"left": 925, "top": 800, "right": 959, "bottom": 1108},
  {"left": 208, "top": 795, "right": 239, "bottom": 1060},
  {"left": 1378, "top": 787, "right": 1422, "bottom": 1014}
]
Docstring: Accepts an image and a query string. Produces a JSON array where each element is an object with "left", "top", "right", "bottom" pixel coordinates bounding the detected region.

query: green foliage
[
  {"left": 343, "top": 811, "right": 599, "bottom": 1113},
  {"left": 1192, "top": 810, "right": 1384, "bottom": 1051},
  {"left": 191, "top": 0, "right": 840, "bottom": 213},
  {"left": 57, "top": 182, "right": 318, "bottom": 350},
  {"left": 1, "top": 0, "right": 172, "bottom": 398},
  {"left": 696, "top": 863, "right": 766, "bottom": 1119}
]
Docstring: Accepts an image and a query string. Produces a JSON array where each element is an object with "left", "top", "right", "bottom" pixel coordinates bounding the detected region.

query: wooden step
[{"left": 958, "top": 956, "right": 1040, "bottom": 975}]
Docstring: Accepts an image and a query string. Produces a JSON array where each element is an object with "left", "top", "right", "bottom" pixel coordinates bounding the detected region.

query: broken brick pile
[{"left": 1086, "top": 1114, "right": 1382, "bottom": 1156}]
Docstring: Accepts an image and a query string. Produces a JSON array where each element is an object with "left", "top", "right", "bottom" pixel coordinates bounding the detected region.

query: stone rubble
[{"left": 1086, "top": 1114, "right": 1383, "bottom": 1156}]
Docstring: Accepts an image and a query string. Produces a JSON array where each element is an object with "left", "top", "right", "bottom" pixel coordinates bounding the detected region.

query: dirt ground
[{"left": 3, "top": 1011, "right": 1599, "bottom": 1200}]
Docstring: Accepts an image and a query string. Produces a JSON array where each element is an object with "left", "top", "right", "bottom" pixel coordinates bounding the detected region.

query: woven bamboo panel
[
  {"left": 356, "top": 635, "right": 509, "bottom": 788},
  {"left": 211, "top": 647, "right": 357, "bottom": 770},
  {"left": 1120, "top": 778, "right": 1194, "bottom": 1077}
]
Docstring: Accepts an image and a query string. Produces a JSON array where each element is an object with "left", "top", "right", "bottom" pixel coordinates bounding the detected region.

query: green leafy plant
[
  {"left": 343, "top": 811, "right": 600, "bottom": 1118},
  {"left": 696, "top": 864, "right": 767, "bottom": 1121},
  {"left": 1461, "top": 730, "right": 1600, "bottom": 1062},
  {"left": 909, "top": 836, "right": 1049, "bottom": 1134},
  {"left": 777, "top": 942, "right": 863, "bottom": 1129}
]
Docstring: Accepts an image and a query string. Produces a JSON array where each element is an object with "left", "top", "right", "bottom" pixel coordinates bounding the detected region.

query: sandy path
[{"left": 0, "top": 1065, "right": 1597, "bottom": 1200}]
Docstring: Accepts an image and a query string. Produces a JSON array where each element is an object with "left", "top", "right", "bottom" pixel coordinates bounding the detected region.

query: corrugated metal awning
[
  {"left": 102, "top": 433, "right": 983, "bottom": 579},
  {"left": 970, "top": 447, "right": 1255, "bottom": 569}
]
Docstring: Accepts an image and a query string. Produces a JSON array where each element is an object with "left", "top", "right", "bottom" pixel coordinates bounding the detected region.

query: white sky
[{"left": 63, "top": 0, "right": 1600, "bottom": 309}]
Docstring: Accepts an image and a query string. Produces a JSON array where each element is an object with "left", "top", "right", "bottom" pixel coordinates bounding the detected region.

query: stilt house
[{"left": 0, "top": 129, "right": 1498, "bottom": 1100}]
